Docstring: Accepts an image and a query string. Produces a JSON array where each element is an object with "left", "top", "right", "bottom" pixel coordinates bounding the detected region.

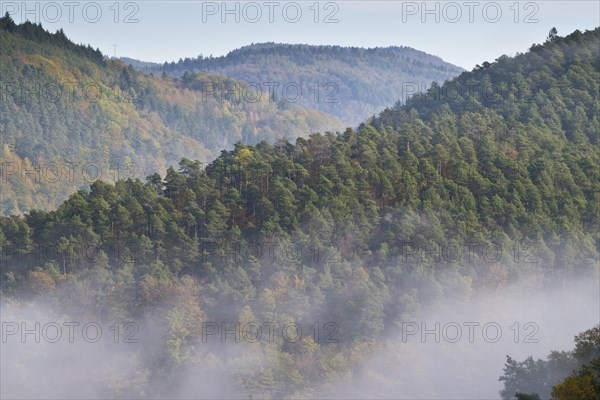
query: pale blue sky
[{"left": 3, "top": 1, "right": 599, "bottom": 69}]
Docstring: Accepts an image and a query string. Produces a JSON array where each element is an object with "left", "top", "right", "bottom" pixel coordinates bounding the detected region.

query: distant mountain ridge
[
  {"left": 0, "top": 17, "right": 344, "bottom": 215},
  {"left": 125, "top": 42, "right": 464, "bottom": 125}
]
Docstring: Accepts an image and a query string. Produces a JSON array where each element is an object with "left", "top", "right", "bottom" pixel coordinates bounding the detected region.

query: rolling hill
[{"left": 128, "top": 42, "right": 464, "bottom": 126}]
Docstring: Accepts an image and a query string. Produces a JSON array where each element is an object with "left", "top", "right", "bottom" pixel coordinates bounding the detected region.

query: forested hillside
[
  {"left": 132, "top": 42, "right": 463, "bottom": 125},
  {"left": 1, "top": 27, "right": 598, "bottom": 399},
  {"left": 0, "top": 15, "right": 344, "bottom": 215}
]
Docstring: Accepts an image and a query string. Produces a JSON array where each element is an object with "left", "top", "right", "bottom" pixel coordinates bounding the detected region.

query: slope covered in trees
[
  {"left": 131, "top": 42, "right": 463, "bottom": 125},
  {"left": 0, "top": 15, "right": 344, "bottom": 215},
  {"left": 1, "top": 27, "right": 599, "bottom": 399}
]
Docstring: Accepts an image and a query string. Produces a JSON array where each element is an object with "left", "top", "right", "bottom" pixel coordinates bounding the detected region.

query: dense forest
[
  {"left": 1, "top": 26, "right": 598, "bottom": 398},
  {"left": 130, "top": 42, "right": 463, "bottom": 125},
  {"left": 0, "top": 14, "right": 344, "bottom": 215}
]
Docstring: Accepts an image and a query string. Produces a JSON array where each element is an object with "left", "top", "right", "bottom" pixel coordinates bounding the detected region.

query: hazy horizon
[{"left": 2, "top": 1, "right": 598, "bottom": 69}]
